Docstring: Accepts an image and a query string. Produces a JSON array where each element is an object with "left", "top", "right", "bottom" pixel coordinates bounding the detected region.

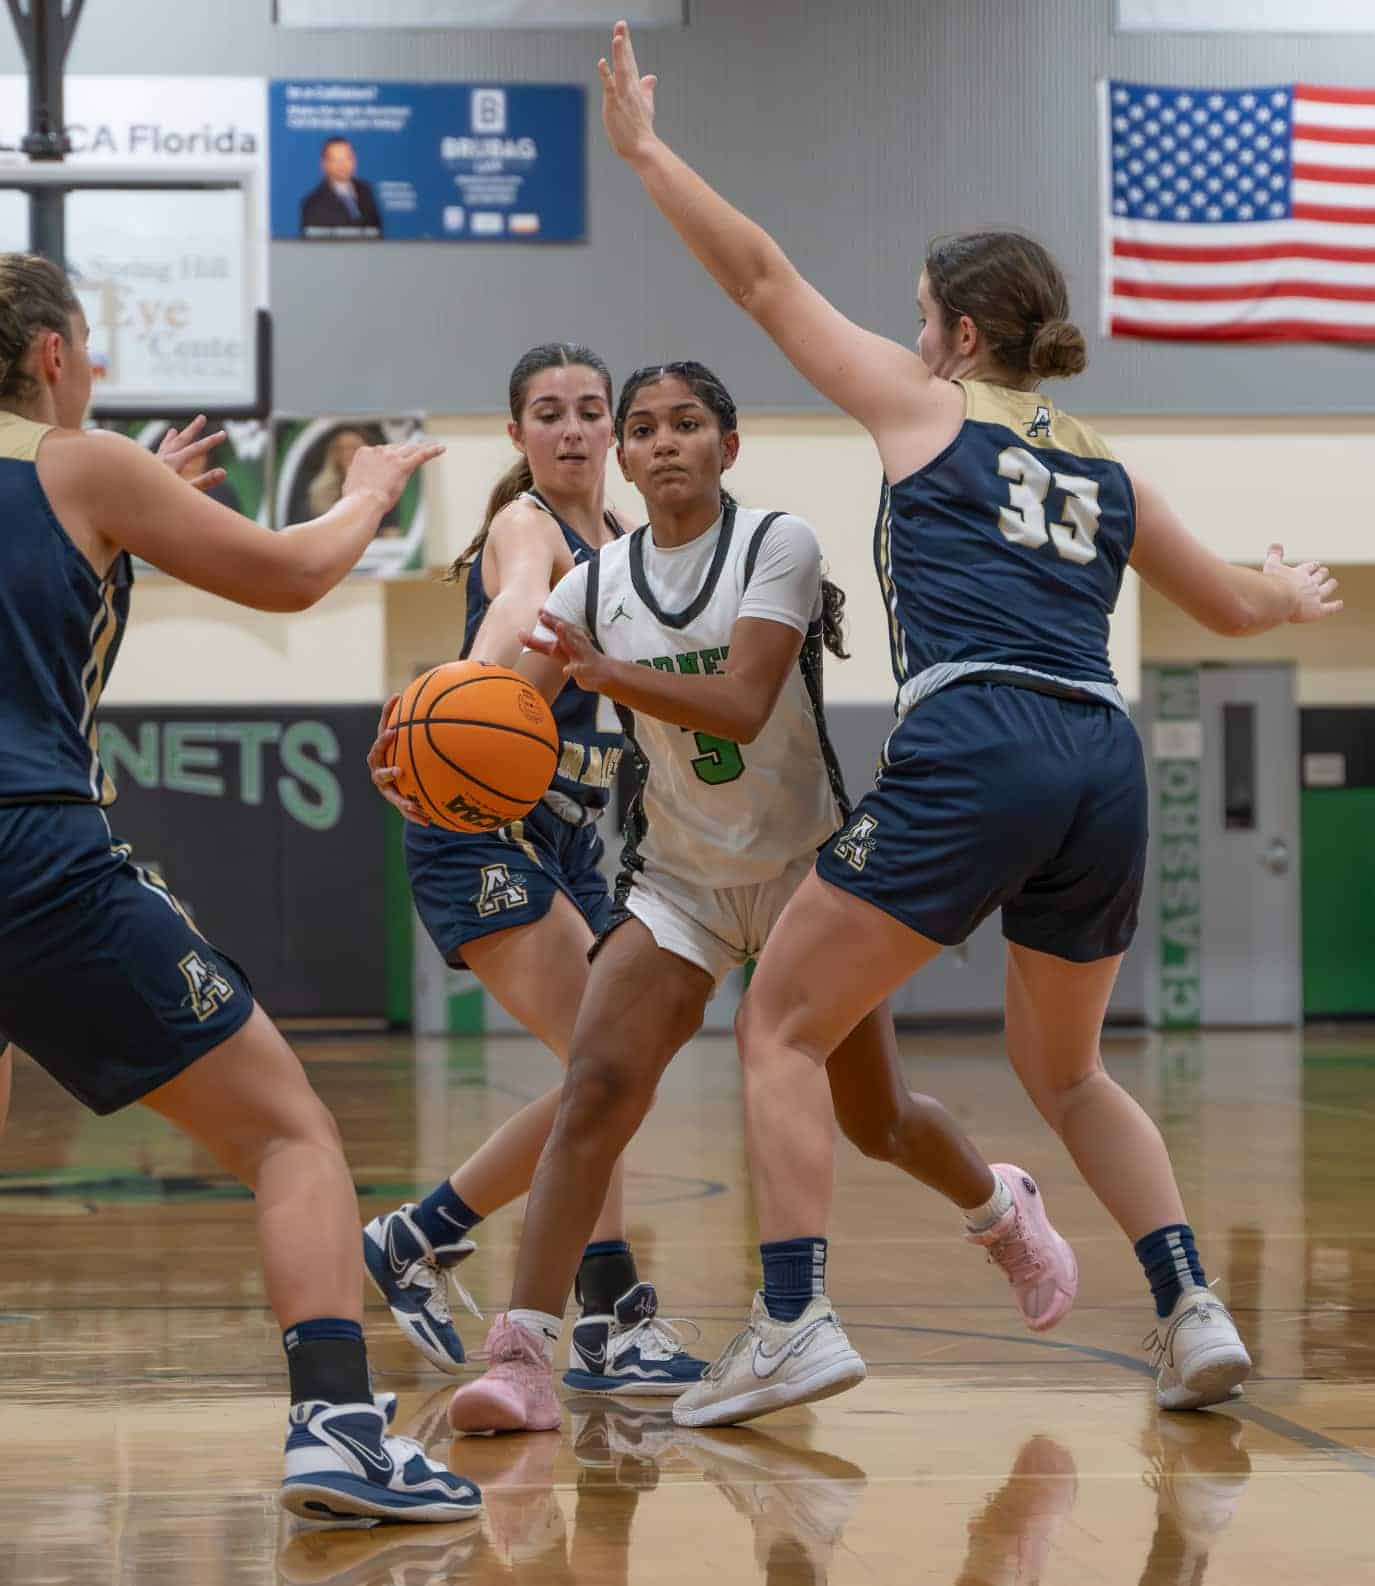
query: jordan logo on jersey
[
  {"left": 475, "top": 863, "right": 529, "bottom": 918},
  {"left": 607, "top": 598, "right": 632, "bottom": 625},
  {"left": 1026, "top": 404, "right": 1052, "bottom": 440},
  {"left": 833, "top": 813, "right": 879, "bottom": 872},
  {"left": 178, "top": 951, "right": 236, "bottom": 1023}
]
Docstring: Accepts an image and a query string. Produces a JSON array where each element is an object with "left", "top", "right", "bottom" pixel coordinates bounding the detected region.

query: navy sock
[
  {"left": 760, "top": 1237, "right": 827, "bottom": 1323},
  {"left": 1134, "top": 1224, "right": 1207, "bottom": 1318},
  {"left": 283, "top": 1317, "right": 370, "bottom": 1406},
  {"left": 413, "top": 1179, "right": 482, "bottom": 1263},
  {"left": 576, "top": 1240, "right": 638, "bottom": 1316}
]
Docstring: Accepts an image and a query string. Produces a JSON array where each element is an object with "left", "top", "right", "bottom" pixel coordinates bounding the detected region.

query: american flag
[{"left": 1102, "top": 81, "right": 1375, "bottom": 342}]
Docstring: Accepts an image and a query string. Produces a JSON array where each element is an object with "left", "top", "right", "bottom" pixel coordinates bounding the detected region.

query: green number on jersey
[{"left": 689, "top": 731, "right": 745, "bottom": 786}]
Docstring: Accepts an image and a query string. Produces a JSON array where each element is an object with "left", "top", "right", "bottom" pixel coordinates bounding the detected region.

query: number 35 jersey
[
  {"left": 539, "top": 503, "right": 845, "bottom": 890},
  {"left": 878, "top": 379, "right": 1136, "bottom": 714}
]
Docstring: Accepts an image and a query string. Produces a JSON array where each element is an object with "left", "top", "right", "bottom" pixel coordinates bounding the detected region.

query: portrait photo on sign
[
  {"left": 269, "top": 79, "right": 584, "bottom": 243},
  {"left": 273, "top": 415, "right": 429, "bottom": 574}
]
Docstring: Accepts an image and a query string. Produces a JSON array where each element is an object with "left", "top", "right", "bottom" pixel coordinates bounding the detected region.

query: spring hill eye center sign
[{"left": 269, "top": 80, "right": 585, "bottom": 243}]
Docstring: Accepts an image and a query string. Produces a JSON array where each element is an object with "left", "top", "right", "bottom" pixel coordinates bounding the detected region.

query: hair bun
[{"left": 1028, "top": 319, "right": 1088, "bottom": 380}]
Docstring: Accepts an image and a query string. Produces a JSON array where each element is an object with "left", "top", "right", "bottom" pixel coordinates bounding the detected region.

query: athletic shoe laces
[
  {"left": 617, "top": 1313, "right": 702, "bottom": 1364},
  {"left": 407, "top": 1259, "right": 483, "bottom": 1327},
  {"left": 983, "top": 1213, "right": 1044, "bottom": 1283},
  {"left": 705, "top": 1319, "right": 759, "bottom": 1382}
]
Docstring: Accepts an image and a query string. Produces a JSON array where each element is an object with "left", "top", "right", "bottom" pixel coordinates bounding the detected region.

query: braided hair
[{"left": 615, "top": 361, "right": 849, "bottom": 659}]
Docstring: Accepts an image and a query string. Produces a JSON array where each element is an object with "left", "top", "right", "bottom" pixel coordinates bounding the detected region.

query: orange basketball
[{"left": 386, "top": 660, "right": 559, "bottom": 833}]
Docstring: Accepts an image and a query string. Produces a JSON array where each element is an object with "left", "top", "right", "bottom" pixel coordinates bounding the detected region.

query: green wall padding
[{"left": 1302, "top": 788, "right": 1375, "bottom": 1017}]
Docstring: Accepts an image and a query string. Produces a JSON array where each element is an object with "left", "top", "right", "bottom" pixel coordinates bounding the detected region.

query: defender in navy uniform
[
  {"left": 365, "top": 343, "right": 707, "bottom": 1395},
  {"left": 598, "top": 22, "right": 1343, "bottom": 1427},
  {"left": 0, "top": 253, "right": 476, "bottom": 1523}
]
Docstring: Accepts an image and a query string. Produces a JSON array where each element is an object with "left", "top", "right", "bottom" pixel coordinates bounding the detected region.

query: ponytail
[{"left": 443, "top": 456, "right": 534, "bottom": 583}]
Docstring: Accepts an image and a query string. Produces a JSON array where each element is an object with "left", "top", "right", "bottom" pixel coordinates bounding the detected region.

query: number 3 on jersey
[
  {"left": 995, "top": 446, "right": 1101, "bottom": 565},
  {"left": 688, "top": 729, "right": 745, "bottom": 785}
]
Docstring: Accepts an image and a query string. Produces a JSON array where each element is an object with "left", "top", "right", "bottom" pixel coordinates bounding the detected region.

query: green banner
[{"left": 1156, "top": 667, "right": 1202, "bottom": 1028}]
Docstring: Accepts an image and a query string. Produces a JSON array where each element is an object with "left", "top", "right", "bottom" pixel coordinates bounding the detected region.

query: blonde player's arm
[
  {"left": 467, "top": 501, "right": 574, "bottom": 668},
  {"left": 1128, "top": 467, "right": 1343, "bottom": 636},
  {"left": 46, "top": 428, "right": 443, "bottom": 613},
  {"left": 599, "top": 23, "right": 936, "bottom": 452}
]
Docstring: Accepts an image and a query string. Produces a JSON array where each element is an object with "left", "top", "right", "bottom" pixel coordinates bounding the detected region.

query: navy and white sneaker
[
  {"left": 563, "top": 1281, "right": 708, "bottom": 1397},
  {"left": 363, "top": 1204, "right": 481, "bottom": 1375},
  {"left": 280, "top": 1399, "right": 482, "bottom": 1525}
]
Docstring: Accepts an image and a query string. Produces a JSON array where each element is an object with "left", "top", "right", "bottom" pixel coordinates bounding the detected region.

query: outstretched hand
[
  {"left": 366, "top": 693, "right": 428, "bottom": 825},
  {"left": 1262, "top": 543, "right": 1344, "bottom": 624},
  {"left": 156, "top": 414, "right": 229, "bottom": 495},
  {"left": 522, "top": 610, "right": 610, "bottom": 691},
  {"left": 599, "top": 19, "right": 659, "bottom": 162}
]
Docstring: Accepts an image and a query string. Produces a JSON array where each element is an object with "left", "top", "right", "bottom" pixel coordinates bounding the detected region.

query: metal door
[{"left": 1198, "top": 664, "right": 1302, "bottom": 1025}]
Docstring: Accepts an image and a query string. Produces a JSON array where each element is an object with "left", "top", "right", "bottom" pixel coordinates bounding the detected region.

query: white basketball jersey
[{"left": 542, "top": 503, "right": 845, "bottom": 889}]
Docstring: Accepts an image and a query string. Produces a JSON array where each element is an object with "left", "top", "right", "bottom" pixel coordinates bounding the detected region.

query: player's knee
[
  {"left": 559, "top": 1051, "right": 654, "bottom": 1145},
  {"left": 837, "top": 1105, "right": 901, "bottom": 1164},
  {"left": 1029, "top": 1056, "right": 1107, "bottom": 1125}
]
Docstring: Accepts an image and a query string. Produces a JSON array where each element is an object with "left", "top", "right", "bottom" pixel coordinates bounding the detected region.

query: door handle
[{"left": 1260, "top": 837, "right": 1290, "bottom": 876}]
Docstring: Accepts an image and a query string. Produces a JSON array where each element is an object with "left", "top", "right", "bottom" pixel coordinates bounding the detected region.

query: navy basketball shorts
[
  {"left": 0, "top": 804, "right": 255, "bottom": 1116},
  {"left": 815, "top": 682, "right": 1148, "bottom": 963},
  {"left": 405, "top": 799, "right": 612, "bottom": 967}
]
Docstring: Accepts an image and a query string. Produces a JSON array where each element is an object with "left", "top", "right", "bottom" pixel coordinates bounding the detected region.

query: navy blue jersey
[
  {"left": 876, "top": 380, "right": 1135, "bottom": 712},
  {"left": 0, "top": 414, "right": 132, "bottom": 807},
  {"left": 463, "top": 489, "right": 624, "bottom": 819}
]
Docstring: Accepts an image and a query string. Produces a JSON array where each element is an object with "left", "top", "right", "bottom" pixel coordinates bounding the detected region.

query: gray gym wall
[{"left": 8, "top": 0, "right": 1375, "bottom": 415}]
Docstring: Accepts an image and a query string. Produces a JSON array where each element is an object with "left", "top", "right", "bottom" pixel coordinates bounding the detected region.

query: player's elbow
[
  {"left": 735, "top": 260, "right": 794, "bottom": 327},
  {"left": 732, "top": 707, "right": 771, "bottom": 746}
]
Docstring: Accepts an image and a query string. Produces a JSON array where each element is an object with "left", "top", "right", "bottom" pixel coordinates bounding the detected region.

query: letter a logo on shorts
[
  {"left": 833, "top": 813, "right": 879, "bottom": 873},
  {"left": 475, "top": 863, "right": 529, "bottom": 918},
  {"left": 178, "top": 951, "right": 236, "bottom": 1023}
]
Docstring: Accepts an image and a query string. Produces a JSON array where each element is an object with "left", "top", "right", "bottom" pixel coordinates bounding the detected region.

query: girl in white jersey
[
  {"left": 444, "top": 360, "right": 1076, "bottom": 1435},
  {"left": 363, "top": 343, "right": 709, "bottom": 1393},
  {"left": 595, "top": 24, "right": 1343, "bottom": 1428}
]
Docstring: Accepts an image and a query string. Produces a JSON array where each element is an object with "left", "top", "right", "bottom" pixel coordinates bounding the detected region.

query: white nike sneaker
[
  {"left": 671, "top": 1292, "right": 866, "bottom": 1429},
  {"left": 1146, "top": 1287, "right": 1252, "bottom": 1410}
]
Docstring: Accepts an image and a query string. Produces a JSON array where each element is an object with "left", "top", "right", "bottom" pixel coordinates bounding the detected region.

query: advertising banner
[
  {"left": 274, "top": 415, "right": 429, "bottom": 575},
  {"left": 270, "top": 80, "right": 583, "bottom": 242},
  {"left": 0, "top": 75, "right": 268, "bottom": 295}
]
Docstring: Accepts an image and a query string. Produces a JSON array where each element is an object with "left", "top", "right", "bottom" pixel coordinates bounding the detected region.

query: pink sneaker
[
  {"left": 966, "top": 1164, "right": 1077, "bottom": 1333},
  {"left": 448, "top": 1315, "right": 562, "bottom": 1435}
]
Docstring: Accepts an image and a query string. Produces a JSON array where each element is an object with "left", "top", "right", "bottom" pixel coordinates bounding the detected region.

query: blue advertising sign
[{"left": 270, "top": 80, "right": 584, "bottom": 242}]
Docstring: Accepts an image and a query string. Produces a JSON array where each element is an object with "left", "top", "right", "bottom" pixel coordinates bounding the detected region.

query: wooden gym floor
[{"left": 2, "top": 1021, "right": 1373, "bottom": 1584}]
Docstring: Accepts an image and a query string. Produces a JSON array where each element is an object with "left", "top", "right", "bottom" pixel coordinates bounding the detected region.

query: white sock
[
  {"left": 507, "top": 1308, "right": 561, "bottom": 1363},
  {"left": 963, "top": 1172, "right": 1014, "bottom": 1232}
]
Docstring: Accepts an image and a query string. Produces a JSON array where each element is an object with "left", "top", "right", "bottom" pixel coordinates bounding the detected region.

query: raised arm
[
  {"left": 599, "top": 22, "right": 940, "bottom": 454},
  {"left": 42, "top": 429, "right": 442, "bottom": 614},
  {"left": 1128, "top": 467, "right": 1342, "bottom": 636},
  {"left": 467, "top": 501, "right": 575, "bottom": 667}
]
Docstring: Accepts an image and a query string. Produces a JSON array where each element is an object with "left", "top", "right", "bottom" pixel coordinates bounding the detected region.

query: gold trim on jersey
[
  {"left": 958, "top": 380, "right": 1117, "bottom": 462},
  {"left": 501, "top": 819, "right": 543, "bottom": 869},
  {"left": 875, "top": 487, "right": 910, "bottom": 687},
  {"left": 79, "top": 570, "right": 122, "bottom": 806},
  {"left": 0, "top": 411, "right": 51, "bottom": 462}
]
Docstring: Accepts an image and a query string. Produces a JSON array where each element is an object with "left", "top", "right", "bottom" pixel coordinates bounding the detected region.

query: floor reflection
[{"left": 273, "top": 1394, "right": 1261, "bottom": 1586}]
